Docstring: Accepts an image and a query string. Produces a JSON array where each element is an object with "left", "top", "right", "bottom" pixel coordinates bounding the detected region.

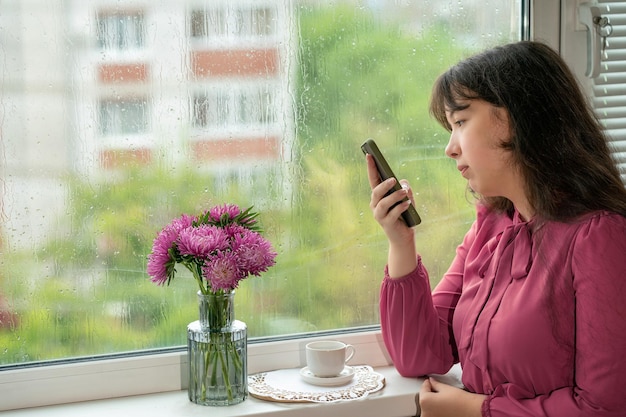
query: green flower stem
[
  {"left": 193, "top": 292, "right": 243, "bottom": 404},
  {"left": 194, "top": 336, "right": 243, "bottom": 402},
  {"left": 185, "top": 263, "right": 208, "bottom": 295},
  {"left": 218, "top": 343, "right": 233, "bottom": 401}
]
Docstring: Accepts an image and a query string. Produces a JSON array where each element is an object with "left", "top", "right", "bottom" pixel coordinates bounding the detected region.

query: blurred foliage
[{"left": 0, "top": 5, "right": 479, "bottom": 365}]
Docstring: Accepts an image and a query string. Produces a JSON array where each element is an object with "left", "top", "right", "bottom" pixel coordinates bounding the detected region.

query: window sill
[
  {"left": 1, "top": 330, "right": 390, "bottom": 411},
  {"left": 8, "top": 366, "right": 424, "bottom": 417},
  {"left": 1, "top": 329, "right": 462, "bottom": 416}
]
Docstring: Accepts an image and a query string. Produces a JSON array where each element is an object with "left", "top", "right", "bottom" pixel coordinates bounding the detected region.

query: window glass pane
[
  {"left": 97, "top": 11, "right": 145, "bottom": 50},
  {"left": 0, "top": 0, "right": 521, "bottom": 366},
  {"left": 100, "top": 98, "right": 149, "bottom": 135}
]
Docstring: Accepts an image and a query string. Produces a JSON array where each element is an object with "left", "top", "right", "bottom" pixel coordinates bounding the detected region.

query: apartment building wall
[
  {"left": 73, "top": 0, "right": 295, "bottom": 174},
  {"left": 0, "top": 0, "right": 295, "bottom": 249}
]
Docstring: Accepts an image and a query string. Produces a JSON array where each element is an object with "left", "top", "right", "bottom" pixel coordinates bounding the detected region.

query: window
[
  {"left": 97, "top": 10, "right": 145, "bottom": 50},
  {"left": 559, "top": 0, "right": 626, "bottom": 185},
  {"left": 0, "top": 0, "right": 523, "bottom": 376},
  {"left": 193, "top": 85, "right": 276, "bottom": 129},
  {"left": 99, "top": 97, "right": 149, "bottom": 135},
  {"left": 190, "top": 6, "right": 276, "bottom": 42}
]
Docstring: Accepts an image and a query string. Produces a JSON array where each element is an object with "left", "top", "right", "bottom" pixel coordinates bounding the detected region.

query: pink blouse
[{"left": 380, "top": 205, "right": 626, "bottom": 416}]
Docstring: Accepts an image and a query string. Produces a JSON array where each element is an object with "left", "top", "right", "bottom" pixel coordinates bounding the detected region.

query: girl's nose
[{"left": 445, "top": 133, "right": 459, "bottom": 159}]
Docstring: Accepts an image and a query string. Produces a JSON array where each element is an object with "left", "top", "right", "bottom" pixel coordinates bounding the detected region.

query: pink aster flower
[
  {"left": 232, "top": 230, "right": 277, "bottom": 276},
  {"left": 147, "top": 214, "right": 196, "bottom": 285},
  {"left": 222, "top": 224, "right": 249, "bottom": 240},
  {"left": 209, "top": 204, "right": 241, "bottom": 223},
  {"left": 170, "top": 213, "right": 196, "bottom": 231},
  {"left": 177, "top": 225, "right": 229, "bottom": 258},
  {"left": 147, "top": 226, "right": 178, "bottom": 285},
  {"left": 203, "top": 251, "right": 242, "bottom": 291}
]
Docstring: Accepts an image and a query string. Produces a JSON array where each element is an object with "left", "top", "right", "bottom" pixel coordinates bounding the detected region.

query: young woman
[{"left": 366, "top": 41, "right": 626, "bottom": 416}]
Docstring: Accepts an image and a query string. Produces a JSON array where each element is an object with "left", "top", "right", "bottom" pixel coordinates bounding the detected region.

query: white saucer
[{"left": 299, "top": 366, "right": 355, "bottom": 386}]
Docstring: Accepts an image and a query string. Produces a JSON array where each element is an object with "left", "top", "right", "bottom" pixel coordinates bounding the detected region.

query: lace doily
[{"left": 248, "top": 365, "right": 385, "bottom": 403}]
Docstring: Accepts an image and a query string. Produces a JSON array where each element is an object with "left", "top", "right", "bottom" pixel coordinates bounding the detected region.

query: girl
[{"left": 367, "top": 41, "right": 626, "bottom": 416}]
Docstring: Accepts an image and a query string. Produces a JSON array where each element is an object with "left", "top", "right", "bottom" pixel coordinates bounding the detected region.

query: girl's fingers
[
  {"left": 400, "top": 180, "right": 416, "bottom": 206},
  {"left": 371, "top": 179, "right": 404, "bottom": 212},
  {"left": 426, "top": 377, "right": 441, "bottom": 392}
]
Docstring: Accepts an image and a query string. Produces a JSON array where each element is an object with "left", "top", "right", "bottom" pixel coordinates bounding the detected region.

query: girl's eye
[{"left": 454, "top": 120, "right": 465, "bottom": 127}]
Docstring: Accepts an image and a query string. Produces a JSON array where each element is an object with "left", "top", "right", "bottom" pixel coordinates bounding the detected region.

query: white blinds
[{"left": 594, "top": 1, "right": 626, "bottom": 182}]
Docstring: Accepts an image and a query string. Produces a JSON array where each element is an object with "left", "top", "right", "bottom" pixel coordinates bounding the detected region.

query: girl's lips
[{"left": 458, "top": 165, "right": 469, "bottom": 177}]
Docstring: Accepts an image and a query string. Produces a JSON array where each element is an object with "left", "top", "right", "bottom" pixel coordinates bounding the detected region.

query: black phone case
[{"left": 361, "top": 139, "right": 421, "bottom": 227}]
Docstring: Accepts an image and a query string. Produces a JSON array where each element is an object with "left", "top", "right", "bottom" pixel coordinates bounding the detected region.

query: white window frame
[{"left": 3, "top": 1, "right": 589, "bottom": 412}]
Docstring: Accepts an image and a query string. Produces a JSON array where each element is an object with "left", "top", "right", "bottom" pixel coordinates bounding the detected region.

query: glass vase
[{"left": 187, "top": 290, "right": 248, "bottom": 406}]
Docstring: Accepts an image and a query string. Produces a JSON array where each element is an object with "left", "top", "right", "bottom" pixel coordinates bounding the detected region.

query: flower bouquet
[{"left": 147, "top": 204, "right": 277, "bottom": 405}]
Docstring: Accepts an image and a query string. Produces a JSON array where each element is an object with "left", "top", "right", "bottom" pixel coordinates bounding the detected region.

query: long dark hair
[{"left": 430, "top": 41, "right": 626, "bottom": 221}]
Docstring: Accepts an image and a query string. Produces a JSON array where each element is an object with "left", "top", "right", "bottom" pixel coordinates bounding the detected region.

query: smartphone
[{"left": 361, "top": 139, "right": 421, "bottom": 227}]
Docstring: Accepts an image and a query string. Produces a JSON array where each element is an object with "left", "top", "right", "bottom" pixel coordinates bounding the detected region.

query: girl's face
[{"left": 444, "top": 99, "right": 524, "bottom": 203}]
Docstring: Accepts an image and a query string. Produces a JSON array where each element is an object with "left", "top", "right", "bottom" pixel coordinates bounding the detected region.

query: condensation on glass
[{"left": 0, "top": 0, "right": 521, "bottom": 366}]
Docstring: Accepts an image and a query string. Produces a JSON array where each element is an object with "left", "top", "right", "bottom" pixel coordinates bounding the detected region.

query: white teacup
[{"left": 305, "top": 340, "right": 356, "bottom": 377}]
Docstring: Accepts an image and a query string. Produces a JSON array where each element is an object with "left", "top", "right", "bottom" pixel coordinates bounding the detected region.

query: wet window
[{"left": 0, "top": 0, "right": 521, "bottom": 366}]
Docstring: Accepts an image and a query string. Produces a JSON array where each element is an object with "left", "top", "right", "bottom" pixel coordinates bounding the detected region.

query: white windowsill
[
  {"left": 7, "top": 366, "right": 423, "bottom": 417},
  {"left": 1, "top": 330, "right": 462, "bottom": 417}
]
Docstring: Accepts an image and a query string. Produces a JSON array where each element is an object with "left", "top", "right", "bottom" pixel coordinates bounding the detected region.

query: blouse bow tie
[{"left": 477, "top": 221, "right": 534, "bottom": 281}]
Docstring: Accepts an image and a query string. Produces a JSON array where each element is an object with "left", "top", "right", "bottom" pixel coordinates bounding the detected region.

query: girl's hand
[
  {"left": 419, "top": 378, "right": 486, "bottom": 417},
  {"left": 366, "top": 153, "right": 415, "bottom": 244}
]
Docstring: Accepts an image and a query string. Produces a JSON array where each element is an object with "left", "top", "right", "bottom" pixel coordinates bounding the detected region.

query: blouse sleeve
[
  {"left": 379, "top": 220, "right": 478, "bottom": 377},
  {"left": 484, "top": 213, "right": 626, "bottom": 416}
]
